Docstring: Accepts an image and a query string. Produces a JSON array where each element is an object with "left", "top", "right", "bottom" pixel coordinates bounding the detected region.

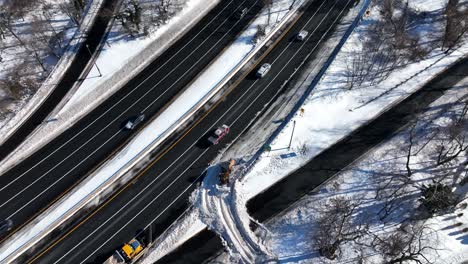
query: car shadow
[{"left": 195, "top": 129, "right": 216, "bottom": 149}]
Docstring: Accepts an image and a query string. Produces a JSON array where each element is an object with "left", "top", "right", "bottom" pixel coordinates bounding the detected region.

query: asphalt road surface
[
  {"left": 25, "top": 0, "right": 358, "bottom": 263},
  {"left": 159, "top": 46, "right": 468, "bottom": 264},
  {"left": 0, "top": 0, "right": 118, "bottom": 162},
  {"left": 0, "top": 0, "right": 261, "bottom": 242}
]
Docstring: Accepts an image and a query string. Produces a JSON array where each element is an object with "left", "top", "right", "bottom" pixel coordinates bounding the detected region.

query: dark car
[
  {"left": 235, "top": 8, "right": 248, "bottom": 19},
  {"left": 0, "top": 219, "right": 13, "bottom": 235}
]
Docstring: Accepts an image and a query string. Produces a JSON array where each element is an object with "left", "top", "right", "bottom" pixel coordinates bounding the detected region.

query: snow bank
[
  {"left": 0, "top": 0, "right": 304, "bottom": 261},
  {"left": 0, "top": 0, "right": 104, "bottom": 148},
  {"left": 0, "top": 0, "right": 220, "bottom": 176},
  {"left": 261, "top": 80, "right": 468, "bottom": 263},
  {"left": 140, "top": 209, "right": 206, "bottom": 264},
  {"left": 190, "top": 165, "right": 275, "bottom": 263}
]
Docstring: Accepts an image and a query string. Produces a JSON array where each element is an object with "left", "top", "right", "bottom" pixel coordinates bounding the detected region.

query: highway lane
[
  {"left": 0, "top": 0, "right": 262, "bottom": 240},
  {"left": 0, "top": 0, "right": 119, "bottom": 162},
  {"left": 27, "top": 0, "right": 357, "bottom": 262}
]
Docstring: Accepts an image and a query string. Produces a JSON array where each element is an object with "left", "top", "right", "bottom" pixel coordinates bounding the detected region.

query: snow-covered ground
[
  {"left": 238, "top": 0, "right": 468, "bottom": 198},
  {"left": 0, "top": 0, "right": 102, "bottom": 145},
  {"left": 0, "top": 0, "right": 219, "bottom": 176},
  {"left": 190, "top": 165, "right": 276, "bottom": 263},
  {"left": 243, "top": 77, "right": 468, "bottom": 264},
  {"left": 140, "top": 0, "right": 468, "bottom": 262},
  {"left": 0, "top": 0, "right": 306, "bottom": 262},
  {"left": 0, "top": 0, "right": 82, "bottom": 125}
]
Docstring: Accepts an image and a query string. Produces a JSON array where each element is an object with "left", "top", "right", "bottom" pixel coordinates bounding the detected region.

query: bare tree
[
  {"left": 419, "top": 181, "right": 458, "bottom": 215},
  {"left": 116, "top": 0, "right": 142, "bottom": 36},
  {"left": 60, "top": 0, "right": 84, "bottom": 26},
  {"left": 435, "top": 116, "right": 468, "bottom": 167},
  {"left": 442, "top": 0, "right": 468, "bottom": 53},
  {"left": 42, "top": 3, "right": 64, "bottom": 51},
  {"left": 314, "top": 196, "right": 368, "bottom": 259},
  {"left": 0, "top": 10, "right": 46, "bottom": 71},
  {"left": 1, "top": 62, "right": 39, "bottom": 100},
  {"left": 30, "top": 15, "right": 60, "bottom": 58},
  {"left": 157, "top": 0, "right": 173, "bottom": 25},
  {"left": 372, "top": 222, "right": 438, "bottom": 264},
  {"left": 262, "top": 0, "right": 272, "bottom": 26},
  {"left": 375, "top": 174, "right": 412, "bottom": 221}
]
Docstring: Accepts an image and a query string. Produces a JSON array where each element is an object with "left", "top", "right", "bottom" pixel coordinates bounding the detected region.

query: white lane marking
[
  {"left": 222, "top": 0, "right": 330, "bottom": 122},
  {"left": 77, "top": 64, "right": 276, "bottom": 264},
  {"left": 59, "top": 1, "right": 354, "bottom": 262},
  {"left": 0, "top": 1, "right": 255, "bottom": 216},
  {"left": 267, "top": 0, "right": 328, "bottom": 66},
  {"left": 141, "top": 0, "right": 260, "bottom": 112},
  {"left": 54, "top": 76, "right": 263, "bottom": 264},
  {"left": 0, "top": 0, "right": 238, "bottom": 194},
  {"left": 0, "top": 0, "right": 251, "bottom": 212},
  {"left": 7, "top": 130, "right": 122, "bottom": 219},
  {"left": 0, "top": 126, "right": 119, "bottom": 209}
]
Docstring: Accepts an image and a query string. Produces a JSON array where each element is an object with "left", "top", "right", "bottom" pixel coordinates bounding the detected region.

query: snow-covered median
[
  {"left": 0, "top": 0, "right": 104, "bottom": 147},
  {"left": 0, "top": 0, "right": 305, "bottom": 262},
  {"left": 190, "top": 165, "right": 276, "bottom": 263},
  {"left": 139, "top": 0, "right": 468, "bottom": 262},
  {"left": 0, "top": 0, "right": 219, "bottom": 175}
]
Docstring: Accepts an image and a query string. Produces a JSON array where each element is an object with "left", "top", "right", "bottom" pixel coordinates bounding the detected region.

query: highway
[
  {"left": 26, "top": 0, "right": 358, "bottom": 262},
  {"left": 0, "top": 0, "right": 118, "bottom": 162},
  {"left": 0, "top": 0, "right": 261, "bottom": 242}
]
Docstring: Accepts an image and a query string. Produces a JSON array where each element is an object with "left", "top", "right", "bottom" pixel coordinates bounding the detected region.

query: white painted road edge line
[
  {"left": 0, "top": 0, "right": 243, "bottom": 212},
  {"left": 0, "top": 0, "right": 223, "bottom": 177},
  {"left": 73, "top": 5, "right": 347, "bottom": 254},
  {"left": 0, "top": 1, "right": 307, "bottom": 263},
  {"left": 0, "top": 0, "right": 105, "bottom": 147}
]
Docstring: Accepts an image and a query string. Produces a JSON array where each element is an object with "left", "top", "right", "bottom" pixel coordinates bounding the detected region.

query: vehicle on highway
[
  {"left": 256, "top": 63, "right": 271, "bottom": 78},
  {"left": 235, "top": 8, "right": 248, "bottom": 19},
  {"left": 296, "top": 30, "right": 308, "bottom": 41},
  {"left": 208, "top": 125, "right": 230, "bottom": 145},
  {"left": 124, "top": 113, "right": 145, "bottom": 130},
  {"left": 106, "top": 238, "right": 144, "bottom": 263},
  {"left": 0, "top": 219, "right": 13, "bottom": 235}
]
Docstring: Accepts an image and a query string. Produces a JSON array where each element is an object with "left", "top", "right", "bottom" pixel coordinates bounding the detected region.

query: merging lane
[
  {"left": 27, "top": 0, "right": 357, "bottom": 262},
  {"left": 0, "top": 0, "right": 262, "bottom": 242}
]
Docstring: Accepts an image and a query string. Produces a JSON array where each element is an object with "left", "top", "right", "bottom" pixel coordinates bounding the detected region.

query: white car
[
  {"left": 256, "top": 63, "right": 271, "bottom": 78},
  {"left": 125, "top": 113, "right": 145, "bottom": 130},
  {"left": 296, "top": 30, "right": 308, "bottom": 41}
]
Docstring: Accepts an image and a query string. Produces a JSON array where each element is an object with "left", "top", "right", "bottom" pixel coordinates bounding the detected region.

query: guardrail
[
  {"left": 0, "top": 0, "right": 105, "bottom": 148},
  {"left": 0, "top": 1, "right": 308, "bottom": 263},
  {"left": 244, "top": 0, "right": 371, "bottom": 171}
]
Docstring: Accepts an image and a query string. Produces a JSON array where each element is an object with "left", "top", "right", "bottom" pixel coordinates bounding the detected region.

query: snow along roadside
[
  {"left": 0, "top": 0, "right": 104, "bottom": 149},
  {"left": 138, "top": 0, "right": 371, "bottom": 261},
  {"left": 258, "top": 77, "right": 468, "bottom": 264},
  {"left": 190, "top": 165, "right": 275, "bottom": 263},
  {"left": 139, "top": 1, "right": 468, "bottom": 262},
  {"left": 0, "top": 0, "right": 220, "bottom": 176},
  {"left": 0, "top": 0, "right": 306, "bottom": 262}
]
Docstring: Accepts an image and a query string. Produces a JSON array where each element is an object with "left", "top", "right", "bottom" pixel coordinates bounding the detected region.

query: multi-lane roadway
[
  {"left": 25, "top": 0, "right": 358, "bottom": 262},
  {"left": 0, "top": 0, "right": 261, "bottom": 243},
  {"left": 0, "top": 0, "right": 118, "bottom": 161}
]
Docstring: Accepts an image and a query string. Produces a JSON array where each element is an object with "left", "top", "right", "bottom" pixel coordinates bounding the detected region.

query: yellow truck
[{"left": 104, "top": 238, "right": 144, "bottom": 264}]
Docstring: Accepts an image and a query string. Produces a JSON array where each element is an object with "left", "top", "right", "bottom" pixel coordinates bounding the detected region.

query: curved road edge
[
  {"left": 157, "top": 54, "right": 468, "bottom": 264},
  {"left": 0, "top": 1, "right": 307, "bottom": 263},
  {"left": 0, "top": 0, "right": 114, "bottom": 162}
]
